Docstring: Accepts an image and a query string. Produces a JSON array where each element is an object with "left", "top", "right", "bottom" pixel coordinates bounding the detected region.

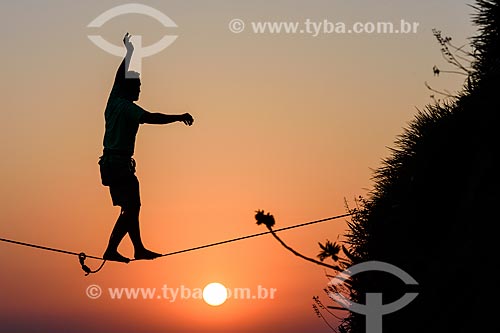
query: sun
[{"left": 202, "top": 282, "right": 228, "bottom": 306}]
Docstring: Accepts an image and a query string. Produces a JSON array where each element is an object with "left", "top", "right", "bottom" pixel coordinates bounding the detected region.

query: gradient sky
[{"left": 0, "top": 1, "right": 474, "bottom": 332}]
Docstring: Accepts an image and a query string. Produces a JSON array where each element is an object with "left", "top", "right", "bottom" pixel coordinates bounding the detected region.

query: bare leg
[
  {"left": 126, "top": 206, "right": 161, "bottom": 260},
  {"left": 103, "top": 209, "right": 131, "bottom": 263},
  {"left": 123, "top": 206, "right": 145, "bottom": 250},
  {"left": 104, "top": 206, "right": 161, "bottom": 261}
]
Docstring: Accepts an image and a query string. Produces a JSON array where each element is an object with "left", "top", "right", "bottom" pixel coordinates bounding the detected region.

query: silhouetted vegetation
[
  {"left": 255, "top": 210, "right": 346, "bottom": 272},
  {"left": 329, "top": 1, "right": 500, "bottom": 332}
]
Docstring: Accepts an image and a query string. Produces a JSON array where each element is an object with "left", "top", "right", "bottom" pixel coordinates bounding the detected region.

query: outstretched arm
[{"left": 140, "top": 111, "right": 194, "bottom": 126}]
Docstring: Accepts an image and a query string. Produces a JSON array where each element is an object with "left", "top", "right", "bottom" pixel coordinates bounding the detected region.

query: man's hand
[
  {"left": 123, "top": 32, "right": 134, "bottom": 54},
  {"left": 181, "top": 113, "right": 194, "bottom": 126}
]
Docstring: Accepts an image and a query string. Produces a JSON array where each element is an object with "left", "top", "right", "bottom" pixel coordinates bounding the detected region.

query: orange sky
[{"left": 0, "top": 1, "right": 474, "bottom": 332}]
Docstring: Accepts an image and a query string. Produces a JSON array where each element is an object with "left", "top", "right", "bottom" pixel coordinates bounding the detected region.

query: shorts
[{"left": 99, "top": 153, "right": 141, "bottom": 209}]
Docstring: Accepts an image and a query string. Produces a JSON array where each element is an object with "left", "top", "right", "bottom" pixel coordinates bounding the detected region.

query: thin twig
[
  {"left": 266, "top": 226, "right": 342, "bottom": 271},
  {"left": 425, "top": 81, "right": 457, "bottom": 98}
]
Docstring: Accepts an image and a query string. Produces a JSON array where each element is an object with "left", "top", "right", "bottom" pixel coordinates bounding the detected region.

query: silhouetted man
[{"left": 99, "top": 33, "right": 193, "bottom": 263}]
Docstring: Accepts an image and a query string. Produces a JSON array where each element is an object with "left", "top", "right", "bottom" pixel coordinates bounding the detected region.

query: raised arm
[
  {"left": 139, "top": 111, "right": 194, "bottom": 126},
  {"left": 112, "top": 33, "right": 134, "bottom": 91}
]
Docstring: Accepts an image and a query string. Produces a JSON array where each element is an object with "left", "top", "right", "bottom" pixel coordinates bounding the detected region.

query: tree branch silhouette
[
  {"left": 432, "top": 28, "right": 471, "bottom": 74},
  {"left": 255, "top": 210, "right": 342, "bottom": 272}
]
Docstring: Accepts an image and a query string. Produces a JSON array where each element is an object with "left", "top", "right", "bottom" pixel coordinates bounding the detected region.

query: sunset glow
[{"left": 0, "top": 1, "right": 475, "bottom": 332}]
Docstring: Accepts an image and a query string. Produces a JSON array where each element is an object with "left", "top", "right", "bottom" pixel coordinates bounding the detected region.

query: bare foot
[
  {"left": 134, "top": 249, "right": 162, "bottom": 260},
  {"left": 103, "top": 250, "right": 130, "bottom": 263}
]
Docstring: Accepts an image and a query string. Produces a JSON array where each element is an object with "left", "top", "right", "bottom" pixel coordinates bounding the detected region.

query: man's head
[{"left": 123, "top": 71, "right": 141, "bottom": 101}]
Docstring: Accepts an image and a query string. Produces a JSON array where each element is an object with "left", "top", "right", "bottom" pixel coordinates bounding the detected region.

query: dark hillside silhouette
[{"left": 341, "top": 1, "right": 500, "bottom": 332}]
